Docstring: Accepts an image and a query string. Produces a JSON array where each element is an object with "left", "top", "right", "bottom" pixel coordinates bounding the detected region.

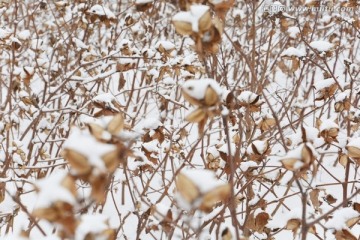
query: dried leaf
[
  {"left": 334, "top": 229, "right": 356, "bottom": 240},
  {"left": 346, "top": 216, "right": 360, "bottom": 228},
  {"left": 33, "top": 207, "right": 58, "bottom": 222},
  {"left": 286, "top": 218, "right": 301, "bottom": 234},
  {"left": 100, "top": 229, "right": 116, "bottom": 240},
  {"left": 339, "top": 153, "right": 349, "bottom": 168},
  {"left": 200, "top": 184, "right": 231, "bottom": 212},
  {"left": 160, "top": 209, "right": 173, "bottom": 233},
  {"left": 172, "top": 20, "right": 193, "bottom": 36},
  {"left": 258, "top": 118, "right": 276, "bottom": 132},
  {"left": 90, "top": 174, "right": 108, "bottom": 203},
  {"left": 353, "top": 202, "right": 360, "bottom": 213},
  {"left": 182, "top": 89, "right": 202, "bottom": 106},
  {"left": 221, "top": 227, "right": 232, "bottom": 240},
  {"left": 204, "top": 85, "right": 219, "bottom": 106},
  {"left": 305, "top": 0, "right": 320, "bottom": 7},
  {"left": 325, "top": 194, "right": 337, "bottom": 204},
  {"left": 0, "top": 183, "right": 5, "bottom": 204},
  {"left": 309, "top": 225, "right": 317, "bottom": 235},
  {"left": 291, "top": 58, "right": 300, "bottom": 72},
  {"left": 185, "top": 108, "right": 207, "bottom": 123},
  {"left": 33, "top": 201, "right": 74, "bottom": 223},
  {"left": 61, "top": 174, "right": 77, "bottom": 198},
  {"left": 346, "top": 146, "right": 360, "bottom": 159},
  {"left": 107, "top": 113, "right": 124, "bottom": 135},
  {"left": 176, "top": 173, "right": 199, "bottom": 203},
  {"left": 136, "top": 2, "right": 152, "bottom": 12},
  {"left": 309, "top": 189, "right": 320, "bottom": 211},
  {"left": 198, "top": 115, "right": 208, "bottom": 135},
  {"left": 254, "top": 212, "right": 270, "bottom": 233},
  {"left": 281, "top": 158, "right": 299, "bottom": 171},
  {"left": 198, "top": 10, "right": 212, "bottom": 33},
  {"left": 102, "top": 150, "right": 120, "bottom": 172},
  {"left": 61, "top": 149, "right": 91, "bottom": 176},
  {"left": 88, "top": 123, "right": 105, "bottom": 140},
  {"left": 301, "top": 145, "right": 312, "bottom": 166},
  {"left": 316, "top": 118, "right": 322, "bottom": 129}
]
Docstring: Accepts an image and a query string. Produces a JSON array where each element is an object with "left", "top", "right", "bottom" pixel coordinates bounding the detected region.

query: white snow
[
  {"left": 239, "top": 161, "right": 258, "bottom": 172},
  {"left": 88, "top": 4, "right": 116, "bottom": 19},
  {"left": 180, "top": 168, "right": 226, "bottom": 193},
  {"left": 238, "top": 91, "right": 258, "bottom": 103},
  {"left": 249, "top": 140, "right": 268, "bottom": 155},
  {"left": 0, "top": 28, "right": 12, "bottom": 39},
  {"left": 313, "top": 78, "right": 336, "bottom": 90},
  {"left": 347, "top": 137, "right": 360, "bottom": 149},
  {"left": 156, "top": 40, "right": 175, "bottom": 51},
  {"left": 217, "top": 142, "right": 236, "bottom": 156},
  {"left": 135, "top": 0, "right": 153, "bottom": 3},
  {"left": 287, "top": 26, "right": 300, "bottom": 38},
  {"left": 310, "top": 40, "right": 333, "bottom": 52},
  {"left": 92, "top": 93, "right": 120, "bottom": 110},
  {"left": 34, "top": 170, "right": 76, "bottom": 208},
  {"left": 282, "top": 146, "right": 304, "bottom": 169},
  {"left": 172, "top": 5, "right": 210, "bottom": 33},
  {"left": 303, "top": 126, "right": 319, "bottom": 142},
  {"left": 207, "top": 146, "right": 220, "bottom": 158},
  {"left": 181, "top": 78, "right": 222, "bottom": 100},
  {"left": 73, "top": 37, "right": 88, "bottom": 50},
  {"left": 335, "top": 90, "right": 350, "bottom": 102},
  {"left": 17, "top": 29, "right": 31, "bottom": 40},
  {"left": 281, "top": 47, "right": 306, "bottom": 58},
  {"left": 325, "top": 207, "right": 359, "bottom": 230},
  {"left": 63, "top": 127, "right": 116, "bottom": 172},
  {"left": 75, "top": 214, "right": 110, "bottom": 240},
  {"left": 142, "top": 139, "right": 160, "bottom": 152},
  {"left": 319, "top": 119, "right": 338, "bottom": 132},
  {"left": 134, "top": 117, "right": 161, "bottom": 132},
  {"left": 281, "top": 143, "right": 317, "bottom": 170},
  {"left": 23, "top": 66, "right": 35, "bottom": 76},
  {"left": 267, "top": 207, "right": 308, "bottom": 229}
]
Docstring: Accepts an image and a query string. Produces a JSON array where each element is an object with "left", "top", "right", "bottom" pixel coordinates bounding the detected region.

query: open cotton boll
[
  {"left": 281, "top": 47, "right": 306, "bottom": 58},
  {"left": 325, "top": 207, "right": 360, "bottom": 230},
  {"left": 310, "top": 40, "right": 333, "bottom": 52},
  {"left": 181, "top": 79, "right": 222, "bottom": 100},
  {"left": 88, "top": 4, "right": 116, "bottom": 19},
  {"left": 155, "top": 40, "right": 175, "bottom": 51},
  {"left": 34, "top": 170, "right": 76, "bottom": 209},
  {"left": 237, "top": 91, "right": 258, "bottom": 103},
  {"left": 319, "top": 119, "right": 339, "bottom": 132},
  {"left": 181, "top": 168, "right": 225, "bottom": 193},
  {"left": 172, "top": 5, "right": 210, "bottom": 33},
  {"left": 175, "top": 168, "right": 231, "bottom": 212},
  {"left": 63, "top": 127, "right": 116, "bottom": 172}
]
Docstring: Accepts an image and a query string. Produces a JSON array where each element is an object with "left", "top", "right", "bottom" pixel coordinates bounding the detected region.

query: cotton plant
[
  {"left": 172, "top": 4, "right": 227, "bottom": 54},
  {"left": 61, "top": 113, "right": 129, "bottom": 203},
  {"left": 181, "top": 78, "right": 223, "bottom": 134},
  {"left": 31, "top": 114, "right": 129, "bottom": 238},
  {"left": 32, "top": 170, "right": 78, "bottom": 236}
]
